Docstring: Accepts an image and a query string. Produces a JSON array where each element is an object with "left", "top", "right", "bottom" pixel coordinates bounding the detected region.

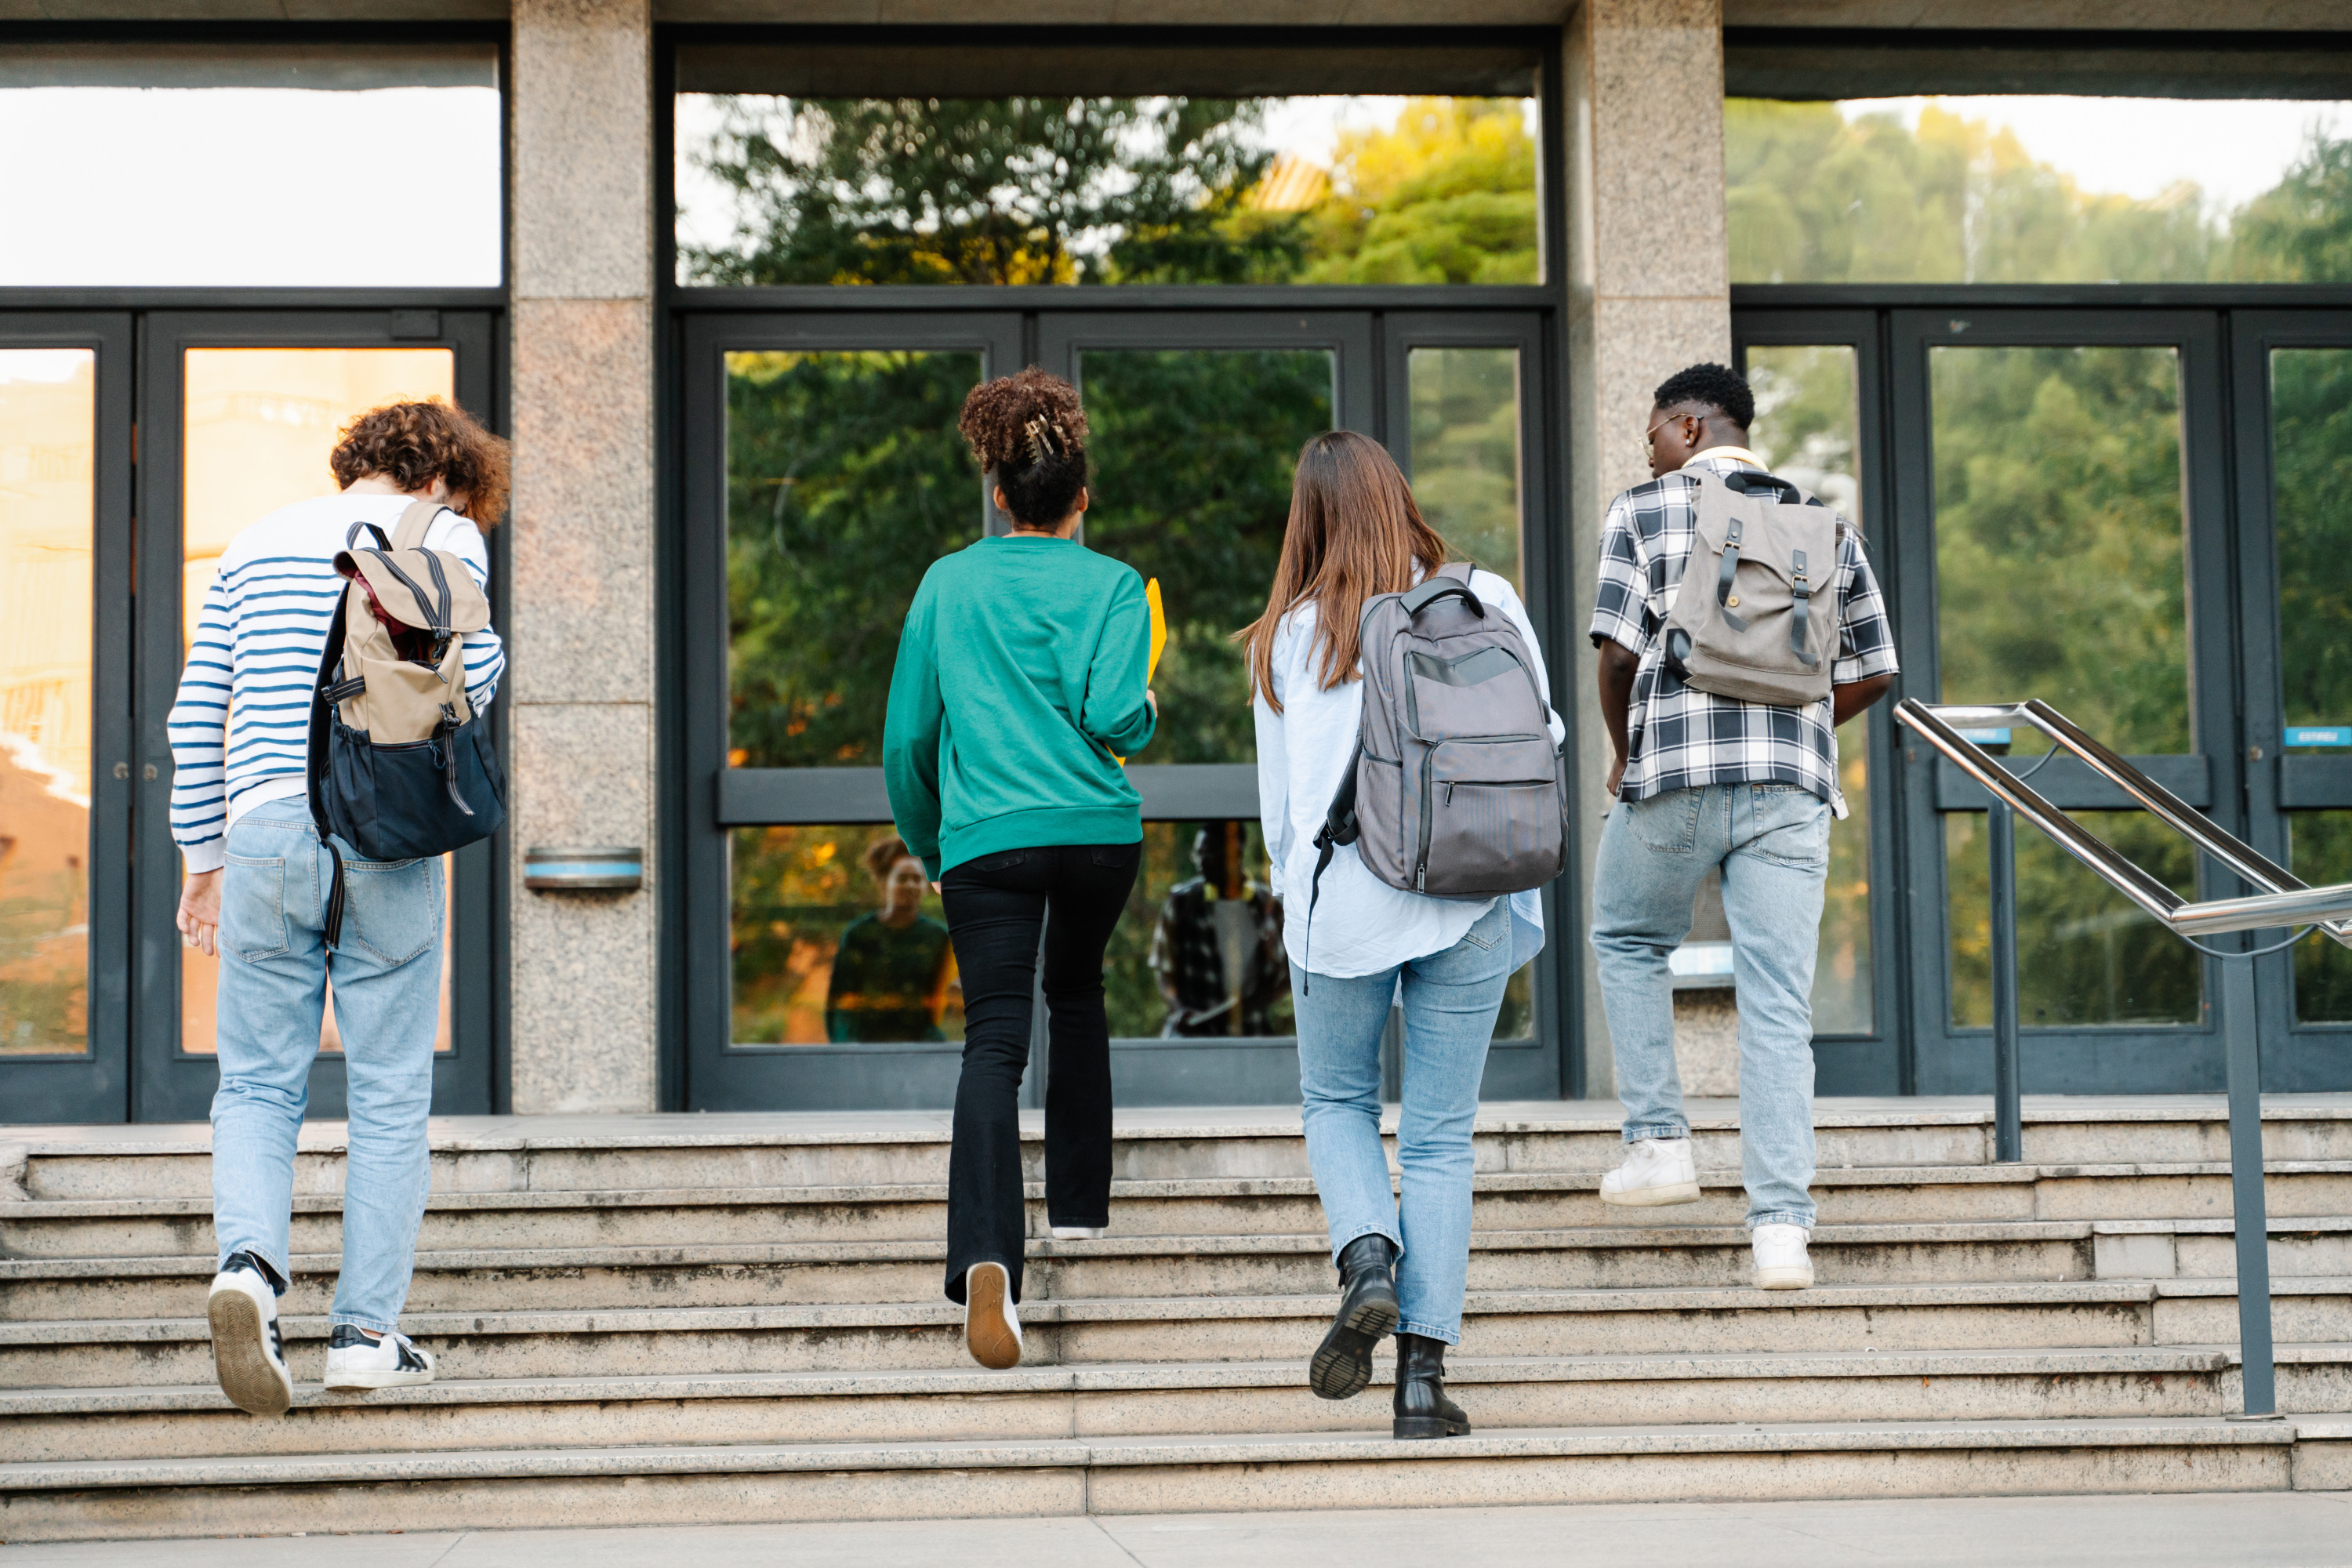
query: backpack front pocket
[{"left": 1416, "top": 737, "right": 1564, "bottom": 898}]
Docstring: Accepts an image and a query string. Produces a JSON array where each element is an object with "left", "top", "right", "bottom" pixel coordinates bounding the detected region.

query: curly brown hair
[
  {"left": 956, "top": 368, "right": 1090, "bottom": 528},
  {"left": 328, "top": 398, "right": 511, "bottom": 528}
]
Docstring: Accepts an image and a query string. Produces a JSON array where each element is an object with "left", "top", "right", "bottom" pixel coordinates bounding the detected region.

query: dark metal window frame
[
  {"left": 1736, "top": 282, "right": 2352, "bottom": 1095},
  {"left": 655, "top": 25, "right": 1584, "bottom": 1109}
]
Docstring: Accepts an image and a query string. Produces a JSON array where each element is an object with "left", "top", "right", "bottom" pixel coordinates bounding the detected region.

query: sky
[
  {"left": 1840, "top": 96, "right": 2352, "bottom": 212},
  {"left": 0, "top": 86, "right": 503, "bottom": 288}
]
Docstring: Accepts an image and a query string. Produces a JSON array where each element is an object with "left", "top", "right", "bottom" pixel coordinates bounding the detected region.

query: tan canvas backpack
[{"left": 1662, "top": 467, "right": 1842, "bottom": 706}]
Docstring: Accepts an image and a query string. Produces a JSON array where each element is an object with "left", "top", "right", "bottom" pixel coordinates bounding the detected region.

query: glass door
[
  {"left": 0, "top": 314, "right": 132, "bottom": 1123},
  {"left": 134, "top": 312, "right": 503, "bottom": 1122},
  {"left": 2233, "top": 310, "right": 2352, "bottom": 1090},
  {"left": 1890, "top": 309, "right": 2240, "bottom": 1094}
]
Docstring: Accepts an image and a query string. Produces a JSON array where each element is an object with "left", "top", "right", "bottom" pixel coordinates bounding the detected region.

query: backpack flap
[{"left": 1664, "top": 469, "right": 1839, "bottom": 706}]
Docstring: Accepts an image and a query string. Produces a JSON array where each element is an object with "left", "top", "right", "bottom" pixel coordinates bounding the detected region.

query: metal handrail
[{"left": 1896, "top": 699, "right": 2352, "bottom": 1420}]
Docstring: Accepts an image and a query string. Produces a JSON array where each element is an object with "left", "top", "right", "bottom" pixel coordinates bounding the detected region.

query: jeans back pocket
[
  {"left": 222, "top": 855, "right": 291, "bottom": 962},
  {"left": 339, "top": 855, "right": 443, "bottom": 967}
]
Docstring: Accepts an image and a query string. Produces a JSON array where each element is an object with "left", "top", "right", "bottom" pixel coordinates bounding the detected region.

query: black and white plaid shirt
[{"left": 1588, "top": 451, "right": 1898, "bottom": 818}]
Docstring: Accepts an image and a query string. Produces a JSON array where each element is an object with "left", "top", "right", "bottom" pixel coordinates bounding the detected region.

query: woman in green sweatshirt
[{"left": 884, "top": 368, "right": 1156, "bottom": 1371}]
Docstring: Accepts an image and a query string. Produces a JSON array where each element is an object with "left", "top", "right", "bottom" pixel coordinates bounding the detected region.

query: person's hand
[
  {"left": 1145, "top": 688, "right": 1159, "bottom": 717},
  {"left": 177, "top": 869, "right": 223, "bottom": 958},
  {"left": 931, "top": 882, "right": 943, "bottom": 896},
  {"left": 1605, "top": 752, "right": 1626, "bottom": 799}
]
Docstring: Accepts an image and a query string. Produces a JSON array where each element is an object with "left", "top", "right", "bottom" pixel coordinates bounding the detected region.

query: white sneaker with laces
[
  {"left": 323, "top": 1324, "right": 437, "bottom": 1389},
  {"left": 1599, "top": 1137, "right": 1701, "bottom": 1207},
  {"left": 206, "top": 1250, "right": 293, "bottom": 1417},
  {"left": 964, "top": 1261, "right": 1024, "bottom": 1370},
  {"left": 1751, "top": 1223, "right": 1814, "bottom": 1290}
]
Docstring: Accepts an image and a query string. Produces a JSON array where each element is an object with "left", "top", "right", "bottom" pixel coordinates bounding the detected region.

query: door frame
[{"left": 0, "top": 311, "right": 136, "bottom": 1123}]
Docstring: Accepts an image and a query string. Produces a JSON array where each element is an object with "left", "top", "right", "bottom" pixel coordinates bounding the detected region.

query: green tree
[
  {"left": 1302, "top": 97, "right": 1537, "bottom": 285},
  {"left": 2234, "top": 129, "right": 2352, "bottom": 282}
]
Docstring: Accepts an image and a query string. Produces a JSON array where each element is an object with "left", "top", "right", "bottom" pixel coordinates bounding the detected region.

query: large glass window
[
  {"left": 1407, "top": 346, "right": 1523, "bottom": 590},
  {"left": 675, "top": 45, "right": 1540, "bottom": 289},
  {"left": 2272, "top": 348, "right": 2352, "bottom": 737},
  {"left": 0, "top": 350, "right": 95, "bottom": 1057},
  {"left": 0, "top": 46, "right": 500, "bottom": 287},
  {"left": 1727, "top": 96, "right": 2352, "bottom": 285},
  {"left": 2288, "top": 813, "right": 2352, "bottom": 1026}
]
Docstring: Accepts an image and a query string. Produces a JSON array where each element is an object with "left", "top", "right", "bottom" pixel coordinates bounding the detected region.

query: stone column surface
[
  {"left": 1561, "top": 0, "right": 1731, "bottom": 1100},
  {"left": 506, "top": 0, "right": 658, "bottom": 1113}
]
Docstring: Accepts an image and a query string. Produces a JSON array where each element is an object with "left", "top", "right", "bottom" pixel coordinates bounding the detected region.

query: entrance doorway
[
  {"left": 677, "top": 301, "right": 1567, "bottom": 1109},
  {"left": 0, "top": 309, "right": 504, "bottom": 1123}
]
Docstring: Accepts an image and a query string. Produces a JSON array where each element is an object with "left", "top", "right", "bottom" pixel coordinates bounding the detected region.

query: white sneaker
[
  {"left": 322, "top": 1324, "right": 436, "bottom": 1389},
  {"left": 1050, "top": 1226, "right": 1106, "bottom": 1241},
  {"left": 206, "top": 1250, "right": 293, "bottom": 1417},
  {"left": 964, "top": 1261, "right": 1024, "bottom": 1370},
  {"left": 1599, "top": 1137, "right": 1701, "bottom": 1207},
  {"left": 1752, "top": 1224, "right": 1814, "bottom": 1290}
]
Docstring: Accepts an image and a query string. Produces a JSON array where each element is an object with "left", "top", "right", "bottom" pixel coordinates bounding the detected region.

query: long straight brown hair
[{"left": 1236, "top": 430, "right": 1450, "bottom": 713}]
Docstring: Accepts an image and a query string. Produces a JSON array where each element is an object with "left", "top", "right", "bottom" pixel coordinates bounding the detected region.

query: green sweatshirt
[{"left": 884, "top": 535, "right": 1157, "bottom": 880}]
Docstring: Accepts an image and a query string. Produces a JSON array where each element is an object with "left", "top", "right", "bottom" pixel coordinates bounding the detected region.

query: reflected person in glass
[
  {"left": 883, "top": 368, "right": 1158, "bottom": 1372},
  {"left": 825, "top": 834, "right": 957, "bottom": 1043},
  {"left": 1148, "top": 822, "right": 1287, "bottom": 1037},
  {"left": 1243, "top": 431, "right": 1563, "bottom": 1440}
]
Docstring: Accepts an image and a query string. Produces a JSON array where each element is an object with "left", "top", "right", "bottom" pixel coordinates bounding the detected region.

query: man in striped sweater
[{"left": 168, "top": 401, "right": 507, "bottom": 1417}]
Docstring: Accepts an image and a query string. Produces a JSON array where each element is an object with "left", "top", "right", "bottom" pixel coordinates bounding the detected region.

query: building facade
[{"left": 2, "top": 2, "right": 2349, "bottom": 1121}]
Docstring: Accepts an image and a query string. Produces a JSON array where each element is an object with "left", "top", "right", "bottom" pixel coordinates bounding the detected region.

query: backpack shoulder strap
[{"left": 391, "top": 499, "right": 448, "bottom": 552}]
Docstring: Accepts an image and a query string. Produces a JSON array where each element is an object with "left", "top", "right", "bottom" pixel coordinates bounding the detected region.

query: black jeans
[{"left": 938, "top": 841, "right": 1142, "bottom": 1305}]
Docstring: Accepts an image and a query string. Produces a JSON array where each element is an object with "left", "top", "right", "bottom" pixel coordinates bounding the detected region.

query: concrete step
[
  {"left": 13, "top": 1346, "right": 2352, "bottom": 1465},
  {"left": 9, "top": 1163, "right": 2350, "bottom": 1262},
  {"left": 1, "top": 1414, "right": 2343, "bottom": 1541},
  {"left": 1, "top": 1220, "right": 2153, "bottom": 1319},
  {"left": 14, "top": 1277, "right": 2348, "bottom": 1388}
]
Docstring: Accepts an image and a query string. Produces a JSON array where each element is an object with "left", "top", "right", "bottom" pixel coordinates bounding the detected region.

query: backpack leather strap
[
  {"left": 1789, "top": 548, "right": 1820, "bottom": 668},
  {"left": 391, "top": 499, "right": 446, "bottom": 552}
]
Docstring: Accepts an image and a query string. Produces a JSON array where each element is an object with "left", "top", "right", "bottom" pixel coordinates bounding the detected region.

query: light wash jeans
[
  {"left": 1291, "top": 898, "right": 1512, "bottom": 1345},
  {"left": 1591, "top": 782, "right": 1828, "bottom": 1231},
  {"left": 210, "top": 796, "right": 442, "bottom": 1334}
]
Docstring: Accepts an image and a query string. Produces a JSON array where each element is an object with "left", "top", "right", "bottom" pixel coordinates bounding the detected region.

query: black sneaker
[{"left": 206, "top": 1249, "right": 292, "bottom": 1417}]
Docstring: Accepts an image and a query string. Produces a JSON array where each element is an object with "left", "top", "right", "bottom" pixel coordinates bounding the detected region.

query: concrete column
[
  {"left": 1562, "top": 0, "right": 1731, "bottom": 1098},
  {"left": 506, "top": 0, "right": 658, "bottom": 1112}
]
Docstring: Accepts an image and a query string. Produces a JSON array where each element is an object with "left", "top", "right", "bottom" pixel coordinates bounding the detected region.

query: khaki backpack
[{"left": 1662, "top": 468, "right": 1841, "bottom": 706}]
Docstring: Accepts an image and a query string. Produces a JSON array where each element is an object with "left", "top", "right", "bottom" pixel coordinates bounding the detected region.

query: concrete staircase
[{"left": 3, "top": 1098, "right": 2350, "bottom": 1541}]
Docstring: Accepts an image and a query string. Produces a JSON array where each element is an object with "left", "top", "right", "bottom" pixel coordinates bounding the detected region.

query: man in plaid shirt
[{"left": 1587, "top": 363, "right": 1896, "bottom": 1291}]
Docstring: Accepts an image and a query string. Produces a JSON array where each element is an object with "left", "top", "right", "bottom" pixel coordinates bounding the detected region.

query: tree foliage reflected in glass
[
  {"left": 1727, "top": 100, "right": 2352, "bottom": 285},
  {"left": 2271, "top": 350, "right": 2352, "bottom": 734},
  {"left": 2288, "top": 813, "right": 2352, "bottom": 1026},
  {"left": 1931, "top": 345, "right": 2190, "bottom": 758},
  {"left": 1407, "top": 347, "right": 1520, "bottom": 590},
  {"left": 680, "top": 95, "right": 1537, "bottom": 287}
]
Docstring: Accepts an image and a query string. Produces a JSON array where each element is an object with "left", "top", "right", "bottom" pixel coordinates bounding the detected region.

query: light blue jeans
[
  {"left": 210, "top": 796, "right": 442, "bottom": 1334},
  {"left": 1591, "top": 782, "right": 1828, "bottom": 1231},
  {"left": 1292, "top": 898, "right": 1512, "bottom": 1345}
]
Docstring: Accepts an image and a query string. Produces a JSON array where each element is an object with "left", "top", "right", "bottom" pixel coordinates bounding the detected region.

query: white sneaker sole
[
  {"left": 206, "top": 1288, "right": 292, "bottom": 1417},
  {"left": 1755, "top": 1265, "right": 1814, "bottom": 1290},
  {"left": 323, "top": 1367, "right": 435, "bottom": 1390},
  {"left": 1599, "top": 1180, "right": 1701, "bottom": 1207},
  {"left": 1050, "top": 1227, "right": 1107, "bottom": 1241},
  {"left": 965, "top": 1261, "right": 1022, "bottom": 1370}
]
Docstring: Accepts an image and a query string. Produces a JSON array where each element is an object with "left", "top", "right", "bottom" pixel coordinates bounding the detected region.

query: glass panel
[
  {"left": 1109, "top": 821, "right": 1293, "bottom": 1040},
  {"left": 0, "top": 349, "right": 96, "bottom": 1057},
  {"left": 724, "top": 350, "right": 985, "bottom": 770},
  {"left": 1748, "top": 343, "right": 1871, "bottom": 1033},
  {"left": 731, "top": 826, "right": 963, "bottom": 1046},
  {"left": 1406, "top": 346, "right": 1522, "bottom": 591},
  {"left": 1947, "top": 810, "right": 2200, "bottom": 1028},
  {"left": 677, "top": 94, "right": 1537, "bottom": 287},
  {"left": 1079, "top": 348, "right": 1335, "bottom": 766},
  {"left": 177, "top": 347, "right": 460, "bottom": 1056},
  {"left": 2270, "top": 350, "right": 2352, "bottom": 738},
  {"left": 0, "top": 45, "right": 500, "bottom": 286},
  {"left": 2288, "top": 813, "right": 2352, "bottom": 1025},
  {"left": 1728, "top": 96, "right": 2352, "bottom": 284},
  {"left": 1931, "top": 345, "right": 2190, "bottom": 757}
]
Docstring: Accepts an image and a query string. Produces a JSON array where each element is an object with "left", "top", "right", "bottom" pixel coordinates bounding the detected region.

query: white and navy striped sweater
[{"left": 169, "top": 492, "right": 506, "bottom": 874}]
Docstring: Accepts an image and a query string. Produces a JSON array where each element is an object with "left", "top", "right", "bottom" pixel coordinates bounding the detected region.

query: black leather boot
[
  {"left": 1308, "top": 1234, "right": 1399, "bottom": 1400},
  {"left": 1392, "top": 1331, "right": 1470, "bottom": 1439}
]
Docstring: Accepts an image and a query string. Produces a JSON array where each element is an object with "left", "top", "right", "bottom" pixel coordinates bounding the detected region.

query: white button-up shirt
[{"left": 1252, "top": 567, "right": 1564, "bottom": 980}]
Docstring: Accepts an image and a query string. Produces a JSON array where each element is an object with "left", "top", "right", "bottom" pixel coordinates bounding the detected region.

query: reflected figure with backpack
[
  {"left": 169, "top": 401, "right": 509, "bottom": 1416},
  {"left": 1589, "top": 363, "right": 1897, "bottom": 1290},
  {"left": 1242, "top": 430, "right": 1567, "bottom": 1440}
]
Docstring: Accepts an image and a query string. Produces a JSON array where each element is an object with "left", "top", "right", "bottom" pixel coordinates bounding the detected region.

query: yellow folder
[{"left": 1119, "top": 578, "right": 1166, "bottom": 766}]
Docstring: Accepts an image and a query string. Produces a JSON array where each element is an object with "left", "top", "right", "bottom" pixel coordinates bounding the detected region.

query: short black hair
[{"left": 1652, "top": 363, "right": 1754, "bottom": 430}]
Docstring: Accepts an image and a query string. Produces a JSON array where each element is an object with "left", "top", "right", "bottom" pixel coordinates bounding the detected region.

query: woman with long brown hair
[{"left": 1242, "top": 430, "right": 1562, "bottom": 1439}]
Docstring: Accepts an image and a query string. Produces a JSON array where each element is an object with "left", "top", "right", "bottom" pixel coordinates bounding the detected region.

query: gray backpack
[
  {"left": 1663, "top": 468, "right": 1840, "bottom": 706},
  {"left": 1306, "top": 564, "right": 1566, "bottom": 977}
]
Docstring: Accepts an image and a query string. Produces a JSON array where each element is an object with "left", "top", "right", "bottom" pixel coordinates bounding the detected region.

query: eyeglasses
[{"left": 1642, "top": 412, "right": 1697, "bottom": 467}]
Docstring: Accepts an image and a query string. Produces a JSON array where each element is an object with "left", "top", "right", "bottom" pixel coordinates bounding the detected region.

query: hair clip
[{"left": 1023, "top": 415, "right": 1055, "bottom": 464}]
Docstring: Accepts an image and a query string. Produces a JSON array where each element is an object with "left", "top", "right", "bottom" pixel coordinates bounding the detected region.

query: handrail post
[
  {"left": 2220, "top": 947, "right": 2278, "bottom": 1417},
  {"left": 1987, "top": 798, "right": 2024, "bottom": 1164}
]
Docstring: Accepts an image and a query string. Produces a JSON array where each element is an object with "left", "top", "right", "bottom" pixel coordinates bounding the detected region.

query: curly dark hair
[
  {"left": 956, "top": 367, "right": 1090, "bottom": 528},
  {"left": 1652, "top": 362, "right": 1755, "bottom": 430},
  {"left": 328, "top": 399, "right": 512, "bottom": 528}
]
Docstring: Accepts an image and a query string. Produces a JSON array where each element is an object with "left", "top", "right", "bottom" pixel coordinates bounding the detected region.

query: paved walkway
[{"left": 5, "top": 1494, "right": 2352, "bottom": 1566}]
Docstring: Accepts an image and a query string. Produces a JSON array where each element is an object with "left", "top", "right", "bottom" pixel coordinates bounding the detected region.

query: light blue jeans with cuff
[
  {"left": 1292, "top": 897, "right": 1513, "bottom": 1346},
  {"left": 209, "top": 795, "right": 442, "bottom": 1335},
  {"left": 1591, "top": 782, "right": 1828, "bottom": 1232}
]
